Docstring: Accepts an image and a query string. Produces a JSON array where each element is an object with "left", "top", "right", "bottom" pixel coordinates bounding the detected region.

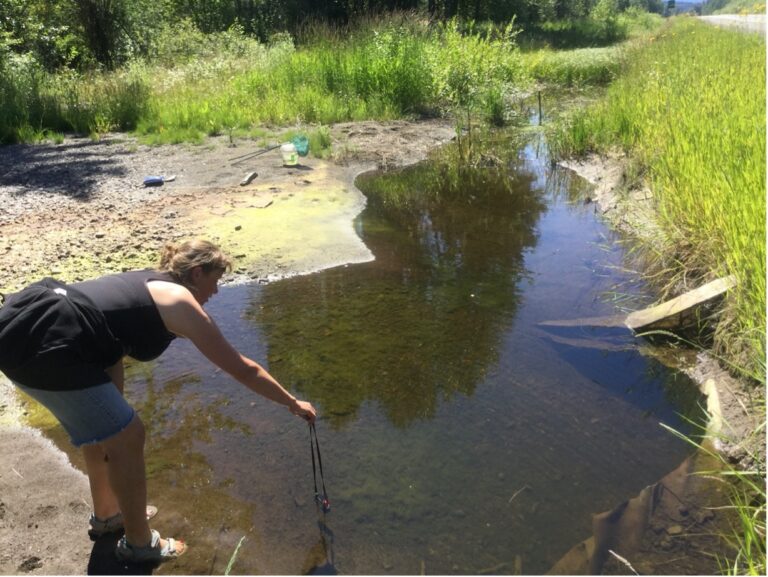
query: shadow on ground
[
  {"left": 0, "top": 140, "right": 131, "bottom": 200},
  {"left": 88, "top": 533, "right": 154, "bottom": 576}
]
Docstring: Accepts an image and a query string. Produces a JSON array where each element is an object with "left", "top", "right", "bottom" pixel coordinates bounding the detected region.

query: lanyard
[{"left": 309, "top": 423, "right": 330, "bottom": 513}]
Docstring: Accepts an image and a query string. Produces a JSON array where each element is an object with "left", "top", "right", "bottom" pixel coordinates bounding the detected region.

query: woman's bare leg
[
  {"left": 82, "top": 444, "right": 120, "bottom": 520},
  {"left": 96, "top": 413, "right": 184, "bottom": 553},
  {"left": 99, "top": 414, "right": 152, "bottom": 546}
]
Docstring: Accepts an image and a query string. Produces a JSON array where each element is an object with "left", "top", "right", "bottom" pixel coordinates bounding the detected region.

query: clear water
[{"left": 51, "top": 134, "right": 703, "bottom": 574}]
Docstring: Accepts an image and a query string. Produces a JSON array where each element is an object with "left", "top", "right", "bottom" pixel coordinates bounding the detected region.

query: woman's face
[{"left": 191, "top": 267, "right": 224, "bottom": 306}]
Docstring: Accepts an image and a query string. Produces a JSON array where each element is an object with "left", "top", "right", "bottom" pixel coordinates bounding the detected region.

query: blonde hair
[{"left": 157, "top": 239, "right": 232, "bottom": 286}]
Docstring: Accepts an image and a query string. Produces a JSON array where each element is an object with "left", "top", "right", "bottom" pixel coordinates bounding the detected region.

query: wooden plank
[
  {"left": 624, "top": 276, "right": 736, "bottom": 331},
  {"left": 538, "top": 315, "right": 626, "bottom": 329},
  {"left": 537, "top": 276, "right": 736, "bottom": 334}
]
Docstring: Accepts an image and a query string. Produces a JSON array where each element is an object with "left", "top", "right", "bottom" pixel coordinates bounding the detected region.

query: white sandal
[{"left": 115, "top": 529, "right": 187, "bottom": 564}]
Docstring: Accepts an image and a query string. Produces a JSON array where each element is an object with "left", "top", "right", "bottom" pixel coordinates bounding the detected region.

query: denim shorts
[{"left": 14, "top": 381, "right": 136, "bottom": 448}]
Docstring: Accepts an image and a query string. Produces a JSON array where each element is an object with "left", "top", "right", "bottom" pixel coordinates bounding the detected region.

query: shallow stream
[{"left": 45, "top": 132, "right": 704, "bottom": 574}]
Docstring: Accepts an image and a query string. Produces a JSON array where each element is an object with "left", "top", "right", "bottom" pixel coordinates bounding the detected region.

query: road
[{"left": 699, "top": 13, "right": 766, "bottom": 35}]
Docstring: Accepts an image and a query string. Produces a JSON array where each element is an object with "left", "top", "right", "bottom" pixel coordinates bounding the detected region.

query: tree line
[{"left": 0, "top": 0, "right": 665, "bottom": 70}]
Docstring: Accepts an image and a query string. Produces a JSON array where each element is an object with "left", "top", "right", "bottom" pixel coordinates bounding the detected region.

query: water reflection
[
  {"left": 250, "top": 144, "right": 547, "bottom": 427},
  {"left": 20, "top": 133, "right": 709, "bottom": 575}
]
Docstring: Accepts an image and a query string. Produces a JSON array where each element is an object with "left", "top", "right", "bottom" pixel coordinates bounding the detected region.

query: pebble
[{"left": 667, "top": 524, "right": 684, "bottom": 535}]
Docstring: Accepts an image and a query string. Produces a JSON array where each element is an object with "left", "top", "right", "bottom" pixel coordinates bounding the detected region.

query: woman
[{"left": 0, "top": 239, "right": 316, "bottom": 564}]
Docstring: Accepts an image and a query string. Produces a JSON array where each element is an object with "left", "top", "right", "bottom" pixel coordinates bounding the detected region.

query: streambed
[{"left": 35, "top": 132, "right": 705, "bottom": 574}]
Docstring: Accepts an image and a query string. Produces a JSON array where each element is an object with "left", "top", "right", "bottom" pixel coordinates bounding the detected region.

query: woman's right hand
[{"left": 290, "top": 399, "right": 317, "bottom": 424}]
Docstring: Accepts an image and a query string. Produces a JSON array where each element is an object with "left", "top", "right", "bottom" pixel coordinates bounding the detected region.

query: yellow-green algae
[{"left": 196, "top": 163, "right": 373, "bottom": 278}]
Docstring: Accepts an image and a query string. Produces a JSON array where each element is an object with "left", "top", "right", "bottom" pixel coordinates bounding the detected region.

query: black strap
[{"left": 309, "top": 423, "right": 330, "bottom": 511}]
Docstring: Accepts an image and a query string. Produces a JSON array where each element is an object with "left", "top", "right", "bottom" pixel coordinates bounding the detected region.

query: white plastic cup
[{"left": 281, "top": 143, "right": 298, "bottom": 166}]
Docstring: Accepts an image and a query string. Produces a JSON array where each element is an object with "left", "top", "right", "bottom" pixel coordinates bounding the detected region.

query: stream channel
[{"left": 41, "top": 130, "right": 706, "bottom": 574}]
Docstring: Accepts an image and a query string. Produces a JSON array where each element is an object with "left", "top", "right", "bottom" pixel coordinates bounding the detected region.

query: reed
[
  {"left": 224, "top": 536, "right": 246, "bottom": 575},
  {"left": 522, "top": 46, "right": 625, "bottom": 86},
  {"left": 552, "top": 18, "right": 766, "bottom": 382}
]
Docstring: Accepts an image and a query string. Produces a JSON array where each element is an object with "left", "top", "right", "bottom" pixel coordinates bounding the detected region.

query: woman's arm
[{"left": 148, "top": 281, "right": 316, "bottom": 422}]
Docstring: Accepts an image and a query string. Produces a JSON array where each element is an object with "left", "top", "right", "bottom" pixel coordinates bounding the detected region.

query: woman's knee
[{"left": 103, "top": 414, "right": 145, "bottom": 454}]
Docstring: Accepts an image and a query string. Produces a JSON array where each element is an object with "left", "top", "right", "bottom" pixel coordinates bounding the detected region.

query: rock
[
  {"left": 692, "top": 509, "right": 715, "bottom": 524},
  {"left": 18, "top": 557, "right": 42, "bottom": 572},
  {"left": 666, "top": 524, "right": 684, "bottom": 535}
]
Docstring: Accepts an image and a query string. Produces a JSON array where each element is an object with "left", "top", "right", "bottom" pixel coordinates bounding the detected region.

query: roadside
[
  {"left": 0, "top": 119, "right": 456, "bottom": 575},
  {"left": 560, "top": 153, "right": 764, "bottom": 467},
  {"left": 700, "top": 13, "right": 766, "bottom": 35}
]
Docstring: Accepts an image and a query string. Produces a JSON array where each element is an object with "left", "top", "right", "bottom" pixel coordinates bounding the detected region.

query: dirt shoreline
[
  {"left": 560, "top": 153, "right": 763, "bottom": 467},
  {"left": 0, "top": 124, "right": 761, "bottom": 575}
]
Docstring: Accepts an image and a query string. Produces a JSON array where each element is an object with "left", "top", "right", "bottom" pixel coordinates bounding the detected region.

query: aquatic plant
[{"left": 225, "top": 536, "right": 246, "bottom": 575}]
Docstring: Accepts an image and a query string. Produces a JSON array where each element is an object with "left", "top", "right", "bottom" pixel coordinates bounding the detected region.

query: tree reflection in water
[{"left": 249, "top": 140, "right": 547, "bottom": 428}]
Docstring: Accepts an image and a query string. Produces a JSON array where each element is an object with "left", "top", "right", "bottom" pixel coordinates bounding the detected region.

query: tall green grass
[
  {"left": 0, "top": 14, "right": 634, "bottom": 145},
  {"left": 522, "top": 46, "right": 625, "bottom": 86},
  {"left": 0, "top": 54, "right": 152, "bottom": 142},
  {"left": 552, "top": 18, "right": 766, "bottom": 382},
  {"left": 135, "top": 19, "right": 527, "bottom": 141}
]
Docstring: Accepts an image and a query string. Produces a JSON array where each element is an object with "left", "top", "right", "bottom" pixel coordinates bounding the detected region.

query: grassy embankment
[
  {"left": 552, "top": 17, "right": 765, "bottom": 384},
  {"left": 0, "top": 12, "right": 662, "bottom": 148},
  {"left": 552, "top": 18, "right": 765, "bottom": 574}
]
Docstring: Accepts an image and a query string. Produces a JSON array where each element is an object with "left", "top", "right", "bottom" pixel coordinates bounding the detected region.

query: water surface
[{"left": 48, "top": 134, "right": 703, "bottom": 574}]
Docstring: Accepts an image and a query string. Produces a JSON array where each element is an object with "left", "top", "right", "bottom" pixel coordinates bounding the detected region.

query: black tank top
[
  {"left": 72, "top": 270, "right": 178, "bottom": 362},
  {"left": 0, "top": 270, "right": 180, "bottom": 390}
]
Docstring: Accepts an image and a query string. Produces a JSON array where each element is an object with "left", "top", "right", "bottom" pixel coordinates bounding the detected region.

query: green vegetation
[
  {"left": 552, "top": 18, "right": 766, "bottom": 384},
  {"left": 225, "top": 536, "right": 246, "bottom": 575},
  {"left": 0, "top": 1, "right": 659, "bottom": 144}
]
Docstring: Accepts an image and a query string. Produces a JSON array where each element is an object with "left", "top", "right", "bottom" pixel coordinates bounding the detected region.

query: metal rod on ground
[
  {"left": 538, "top": 91, "right": 543, "bottom": 125},
  {"left": 229, "top": 144, "right": 281, "bottom": 165}
]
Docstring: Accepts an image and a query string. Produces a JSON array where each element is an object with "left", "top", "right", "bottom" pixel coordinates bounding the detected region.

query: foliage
[
  {"left": 523, "top": 45, "right": 625, "bottom": 86},
  {"left": 552, "top": 18, "right": 766, "bottom": 382},
  {"left": 0, "top": 4, "right": 661, "bottom": 143},
  {"left": 1, "top": 1, "right": 662, "bottom": 70}
]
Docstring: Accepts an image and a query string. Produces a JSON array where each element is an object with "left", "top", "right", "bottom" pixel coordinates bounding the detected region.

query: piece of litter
[
  {"left": 240, "top": 171, "right": 258, "bottom": 186},
  {"left": 143, "top": 175, "right": 176, "bottom": 187}
]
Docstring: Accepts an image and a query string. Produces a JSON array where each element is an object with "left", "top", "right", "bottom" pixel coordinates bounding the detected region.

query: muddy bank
[
  {"left": 560, "top": 152, "right": 763, "bottom": 465},
  {"left": 553, "top": 153, "right": 764, "bottom": 574},
  {"left": 0, "top": 119, "right": 456, "bottom": 293},
  {"left": 0, "top": 119, "right": 455, "bottom": 575}
]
